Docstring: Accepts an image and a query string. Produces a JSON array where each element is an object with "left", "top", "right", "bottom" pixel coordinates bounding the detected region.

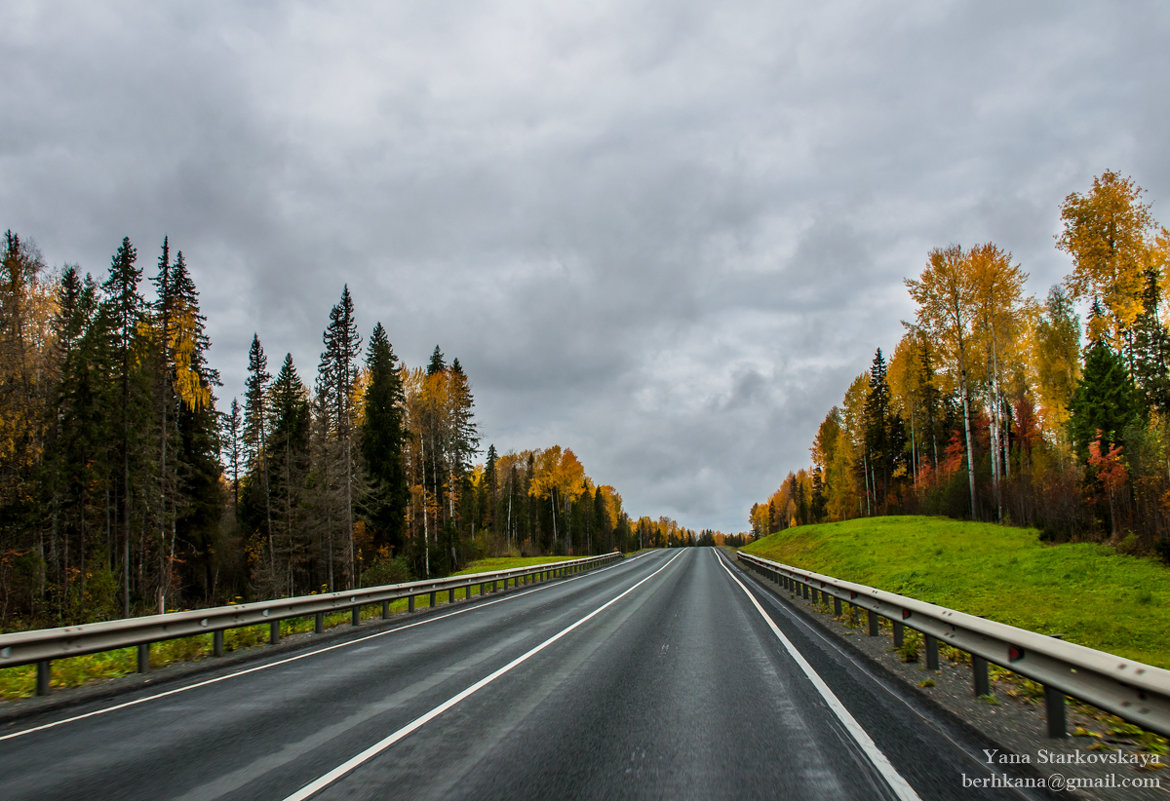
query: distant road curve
[{"left": 0, "top": 549, "right": 1038, "bottom": 800}]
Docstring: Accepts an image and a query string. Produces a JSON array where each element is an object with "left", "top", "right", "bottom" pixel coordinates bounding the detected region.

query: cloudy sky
[{"left": 3, "top": 1, "right": 1168, "bottom": 533}]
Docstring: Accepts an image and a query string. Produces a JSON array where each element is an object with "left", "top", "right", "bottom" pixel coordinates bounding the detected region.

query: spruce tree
[
  {"left": 318, "top": 286, "right": 361, "bottom": 587},
  {"left": 360, "top": 322, "right": 408, "bottom": 556},
  {"left": 268, "top": 354, "right": 310, "bottom": 594},
  {"left": 101, "top": 237, "right": 147, "bottom": 616},
  {"left": 864, "top": 348, "right": 903, "bottom": 512},
  {"left": 243, "top": 334, "right": 274, "bottom": 578},
  {"left": 426, "top": 345, "right": 445, "bottom": 376},
  {"left": 1069, "top": 340, "right": 1138, "bottom": 461},
  {"left": 1130, "top": 268, "right": 1170, "bottom": 412},
  {"left": 222, "top": 398, "right": 243, "bottom": 517},
  {"left": 166, "top": 250, "right": 222, "bottom": 602}
]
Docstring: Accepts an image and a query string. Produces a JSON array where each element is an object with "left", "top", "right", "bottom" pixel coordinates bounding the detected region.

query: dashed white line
[
  {"left": 281, "top": 550, "right": 686, "bottom": 801},
  {"left": 0, "top": 555, "right": 642, "bottom": 743}
]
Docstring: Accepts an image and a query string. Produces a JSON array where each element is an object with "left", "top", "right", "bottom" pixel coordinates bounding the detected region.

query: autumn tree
[
  {"left": 906, "top": 244, "right": 978, "bottom": 518},
  {"left": 1057, "top": 170, "right": 1155, "bottom": 362},
  {"left": 528, "top": 446, "right": 587, "bottom": 554},
  {"left": 1029, "top": 287, "right": 1081, "bottom": 453},
  {"left": 969, "top": 242, "right": 1028, "bottom": 522}
]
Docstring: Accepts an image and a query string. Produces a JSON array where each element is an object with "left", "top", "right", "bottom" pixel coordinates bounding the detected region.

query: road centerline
[
  {"left": 280, "top": 550, "right": 686, "bottom": 801},
  {"left": 0, "top": 555, "right": 642, "bottom": 744}
]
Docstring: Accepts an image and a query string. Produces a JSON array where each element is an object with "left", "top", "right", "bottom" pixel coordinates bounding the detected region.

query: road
[{"left": 0, "top": 549, "right": 1041, "bottom": 800}]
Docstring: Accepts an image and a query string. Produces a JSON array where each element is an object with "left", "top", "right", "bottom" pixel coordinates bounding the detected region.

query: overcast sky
[{"left": 3, "top": 2, "right": 1168, "bottom": 533}]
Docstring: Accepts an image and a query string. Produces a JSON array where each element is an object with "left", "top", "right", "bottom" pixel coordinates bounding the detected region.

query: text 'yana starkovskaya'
[{"left": 983, "top": 748, "right": 1162, "bottom": 769}]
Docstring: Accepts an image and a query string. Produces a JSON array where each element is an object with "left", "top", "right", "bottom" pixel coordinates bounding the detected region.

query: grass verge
[{"left": 743, "top": 515, "right": 1170, "bottom": 670}]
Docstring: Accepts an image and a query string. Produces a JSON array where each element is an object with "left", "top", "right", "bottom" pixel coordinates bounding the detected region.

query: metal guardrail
[
  {"left": 736, "top": 550, "right": 1170, "bottom": 739},
  {"left": 0, "top": 552, "right": 623, "bottom": 696}
]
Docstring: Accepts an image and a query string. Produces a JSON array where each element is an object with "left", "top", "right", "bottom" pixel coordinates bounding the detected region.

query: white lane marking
[
  {"left": 281, "top": 550, "right": 686, "bottom": 801},
  {"left": 0, "top": 555, "right": 648, "bottom": 743},
  {"left": 715, "top": 552, "right": 1044, "bottom": 801},
  {"left": 714, "top": 552, "right": 923, "bottom": 801}
]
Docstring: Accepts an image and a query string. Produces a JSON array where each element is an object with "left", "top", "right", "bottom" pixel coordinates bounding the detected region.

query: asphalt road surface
[{"left": 0, "top": 549, "right": 1045, "bottom": 800}]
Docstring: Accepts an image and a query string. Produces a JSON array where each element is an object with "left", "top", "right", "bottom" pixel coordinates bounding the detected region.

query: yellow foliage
[{"left": 1057, "top": 170, "right": 1155, "bottom": 346}]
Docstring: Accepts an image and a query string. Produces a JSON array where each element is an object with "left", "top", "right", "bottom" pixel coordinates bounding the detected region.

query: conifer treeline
[
  {"left": 752, "top": 171, "right": 1170, "bottom": 561},
  {"left": 0, "top": 234, "right": 701, "bottom": 628}
]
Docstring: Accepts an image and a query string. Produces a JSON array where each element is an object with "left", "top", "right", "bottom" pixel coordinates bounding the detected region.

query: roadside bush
[{"left": 359, "top": 557, "right": 413, "bottom": 588}]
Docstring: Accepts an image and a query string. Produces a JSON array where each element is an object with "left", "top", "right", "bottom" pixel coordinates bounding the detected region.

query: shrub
[{"left": 359, "top": 557, "right": 413, "bottom": 588}]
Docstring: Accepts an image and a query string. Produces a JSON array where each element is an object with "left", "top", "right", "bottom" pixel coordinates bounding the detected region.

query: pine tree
[{"left": 318, "top": 286, "right": 361, "bottom": 588}]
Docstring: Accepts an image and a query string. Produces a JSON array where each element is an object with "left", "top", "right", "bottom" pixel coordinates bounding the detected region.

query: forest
[
  {"left": 752, "top": 171, "right": 1170, "bottom": 562},
  {"left": 0, "top": 233, "right": 714, "bottom": 629}
]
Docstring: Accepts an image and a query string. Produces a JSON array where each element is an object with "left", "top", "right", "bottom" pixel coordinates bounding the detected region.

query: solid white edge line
[
  {"left": 719, "top": 555, "right": 1042, "bottom": 801},
  {"left": 713, "top": 551, "right": 923, "bottom": 801},
  {"left": 281, "top": 550, "right": 686, "bottom": 801},
  {"left": 0, "top": 554, "right": 643, "bottom": 743}
]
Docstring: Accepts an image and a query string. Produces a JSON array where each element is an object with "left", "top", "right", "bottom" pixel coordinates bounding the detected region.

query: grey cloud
[{"left": 3, "top": 0, "right": 1168, "bottom": 532}]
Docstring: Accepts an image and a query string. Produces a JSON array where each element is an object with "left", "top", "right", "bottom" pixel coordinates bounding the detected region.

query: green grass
[
  {"left": 0, "top": 554, "right": 594, "bottom": 700},
  {"left": 453, "top": 554, "right": 579, "bottom": 575},
  {"left": 743, "top": 515, "right": 1170, "bottom": 670}
]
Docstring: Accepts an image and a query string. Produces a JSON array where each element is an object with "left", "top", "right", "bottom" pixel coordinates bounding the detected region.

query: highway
[{"left": 0, "top": 549, "right": 1040, "bottom": 800}]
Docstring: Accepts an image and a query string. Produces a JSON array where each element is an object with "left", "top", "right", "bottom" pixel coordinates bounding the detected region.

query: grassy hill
[{"left": 742, "top": 515, "right": 1170, "bottom": 670}]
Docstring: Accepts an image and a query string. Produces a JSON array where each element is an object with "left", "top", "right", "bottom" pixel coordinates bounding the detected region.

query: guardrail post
[
  {"left": 865, "top": 610, "right": 877, "bottom": 636},
  {"left": 137, "top": 643, "right": 150, "bottom": 673},
  {"left": 492, "top": 580, "right": 498, "bottom": 592},
  {"left": 36, "top": 660, "right": 50, "bottom": 696},
  {"left": 925, "top": 634, "right": 939, "bottom": 670},
  {"left": 893, "top": 621, "right": 904, "bottom": 648},
  {"left": 214, "top": 629, "right": 225, "bottom": 657},
  {"left": 465, "top": 584, "right": 472, "bottom": 600},
  {"left": 269, "top": 621, "right": 280, "bottom": 644},
  {"left": 973, "top": 654, "right": 990, "bottom": 697},
  {"left": 408, "top": 595, "right": 415, "bottom": 612},
  {"left": 833, "top": 596, "right": 843, "bottom": 617},
  {"left": 810, "top": 587, "right": 819, "bottom": 604},
  {"left": 1045, "top": 686, "right": 1067, "bottom": 738},
  {"left": 382, "top": 600, "right": 391, "bottom": 619},
  {"left": 801, "top": 583, "right": 809, "bottom": 600},
  {"left": 429, "top": 591, "right": 437, "bottom": 607},
  {"left": 351, "top": 606, "right": 361, "bottom": 626}
]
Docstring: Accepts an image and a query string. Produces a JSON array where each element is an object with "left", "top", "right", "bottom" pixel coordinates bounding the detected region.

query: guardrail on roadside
[
  {"left": 0, "top": 552, "right": 623, "bottom": 697},
  {"left": 735, "top": 550, "right": 1170, "bottom": 739}
]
